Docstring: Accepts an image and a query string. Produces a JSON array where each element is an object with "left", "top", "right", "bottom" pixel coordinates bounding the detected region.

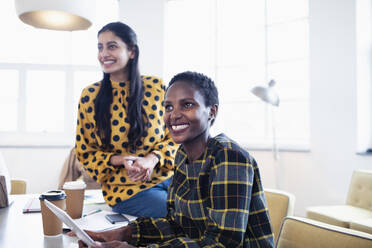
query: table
[{"left": 0, "top": 191, "right": 111, "bottom": 247}]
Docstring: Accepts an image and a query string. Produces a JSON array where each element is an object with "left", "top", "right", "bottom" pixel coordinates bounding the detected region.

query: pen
[{"left": 83, "top": 209, "right": 102, "bottom": 217}]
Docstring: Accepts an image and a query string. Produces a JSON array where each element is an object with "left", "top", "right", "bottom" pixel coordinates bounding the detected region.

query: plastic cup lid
[
  {"left": 39, "top": 190, "right": 66, "bottom": 201},
  {"left": 62, "top": 181, "right": 86, "bottom": 190}
]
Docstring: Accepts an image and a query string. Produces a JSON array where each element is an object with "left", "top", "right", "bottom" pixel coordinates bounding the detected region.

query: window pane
[
  {"left": 164, "top": 0, "right": 215, "bottom": 80},
  {"left": 0, "top": 70, "right": 19, "bottom": 131},
  {"left": 267, "top": 20, "right": 309, "bottom": 62},
  {"left": 26, "top": 71, "right": 65, "bottom": 132},
  {"left": 217, "top": 0, "right": 265, "bottom": 66},
  {"left": 276, "top": 100, "right": 309, "bottom": 140},
  {"left": 217, "top": 66, "right": 265, "bottom": 102},
  {"left": 268, "top": 59, "right": 309, "bottom": 99},
  {"left": 267, "top": 0, "right": 308, "bottom": 24},
  {"left": 215, "top": 101, "right": 267, "bottom": 143}
]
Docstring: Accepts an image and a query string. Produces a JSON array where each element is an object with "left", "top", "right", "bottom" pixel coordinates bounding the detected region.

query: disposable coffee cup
[
  {"left": 63, "top": 181, "right": 86, "bottom": 219},
  {"left": 39, "top": 190, "right": 66, "bottom": 236}
]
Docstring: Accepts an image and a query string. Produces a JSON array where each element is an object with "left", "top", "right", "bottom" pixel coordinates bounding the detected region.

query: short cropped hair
[{"left": 168, "top": 71, "right": 219, "bottom": 107}]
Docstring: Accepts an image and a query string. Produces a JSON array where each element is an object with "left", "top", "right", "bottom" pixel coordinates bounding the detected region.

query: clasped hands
[{"left": 110, "top": 153, "right": 159, "bottom": 182}]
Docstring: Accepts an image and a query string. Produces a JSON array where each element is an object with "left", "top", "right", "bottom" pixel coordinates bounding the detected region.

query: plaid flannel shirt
[{"left": 130, "top": 134, "right": 274, "bottom": 247}]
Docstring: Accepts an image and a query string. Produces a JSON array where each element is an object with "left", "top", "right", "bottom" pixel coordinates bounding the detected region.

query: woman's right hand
[
  {"left": 110, "top": 155, "right": 146, "bottom": 181},
  {"left": 90, "top": 241, "right": 136, "bottom": 248},
  {"left": 110, "top": 155, "right": 139, "bottom": 177}
]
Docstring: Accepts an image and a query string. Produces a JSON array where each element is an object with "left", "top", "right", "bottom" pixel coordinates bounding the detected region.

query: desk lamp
[{"left": 251, "top": 79, "right": 280, "bottom": 160}]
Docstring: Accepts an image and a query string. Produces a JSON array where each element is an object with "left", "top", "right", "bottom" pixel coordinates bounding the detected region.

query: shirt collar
[{"left": 110, "top": 79, "right": 130, "bottom": 89}]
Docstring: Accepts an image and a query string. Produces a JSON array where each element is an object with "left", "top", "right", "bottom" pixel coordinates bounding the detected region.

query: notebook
[
  {"left": 63, "top": 210, "right": 135, "bottom": 232},
  {"left": 23, "top": 197, "right": 41, "bottom": 213}
]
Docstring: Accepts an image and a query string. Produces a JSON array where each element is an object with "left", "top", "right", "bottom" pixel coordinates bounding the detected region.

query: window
[
  {"left": 0, "top": 0, "right": 118, "bottom": 146},
  {"left": 165, "top": 0, "right": 310, "bottom": 149},
  {"left": 0, "top": 70, "right": 19, "bottom": 132}
]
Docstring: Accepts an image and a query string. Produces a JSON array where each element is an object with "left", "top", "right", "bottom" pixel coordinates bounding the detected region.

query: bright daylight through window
[
  {"left": 0, "top": 0, "right": 118, "bottom": 146},
  {"left": 165, "top": 0, "right": 310, "bottom": 150}
]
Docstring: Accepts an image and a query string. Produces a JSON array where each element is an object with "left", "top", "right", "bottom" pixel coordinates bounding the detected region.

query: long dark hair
[{"left": 95, "top": 22, "right": 146, "bottom": 150}]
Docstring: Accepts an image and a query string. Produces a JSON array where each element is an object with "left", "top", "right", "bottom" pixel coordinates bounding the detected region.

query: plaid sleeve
[
  {"left": 137, "top": 148, "right": 254, "bottom": 248},
  {"left": 196, "top": 148, "right": 254, "bottom": 247},
  {"left": 130, "top": 143, "right": 273, "bottom": 248},
  {"left": 129, "top": 216, "right": 185, "bottom": 247}
]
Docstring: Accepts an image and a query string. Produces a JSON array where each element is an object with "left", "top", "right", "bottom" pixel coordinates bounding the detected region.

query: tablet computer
[{"left": 44, "top": 199, "right": 95, "bottom": 247}]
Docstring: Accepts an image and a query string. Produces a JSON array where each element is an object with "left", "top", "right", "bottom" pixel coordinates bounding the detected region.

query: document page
[{"left": 64, "top": 210, "right": 137, "bottom": 232}]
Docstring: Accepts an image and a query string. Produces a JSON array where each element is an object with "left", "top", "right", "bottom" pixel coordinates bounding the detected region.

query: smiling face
[
  {"left": 164, "top": 81, "right": 216, "bottom": 147},
  {"left": 97, "top": 30, "right": 135, "bottom": 82}
]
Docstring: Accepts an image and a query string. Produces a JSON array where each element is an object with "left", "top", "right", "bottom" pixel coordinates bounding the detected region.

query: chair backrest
[
  {"left": 276, "top": 216, "right": 372, "bottom": 248},
  {"left": 265, "top": 189, "right": 295, "bottom": 244},
  {"left": 346, "top": 170, "right": 372, "bottom": 210},
  {"left": 58, "top": 148, "right": 101, "bottom": 190},
  {"left": 10, "top": 179, "right": 27, "bottom": 194}
]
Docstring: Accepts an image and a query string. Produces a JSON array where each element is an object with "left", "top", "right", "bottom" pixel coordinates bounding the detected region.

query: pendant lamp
[{"left": 15, "top": 0, "right": 95, "bottom": 31}]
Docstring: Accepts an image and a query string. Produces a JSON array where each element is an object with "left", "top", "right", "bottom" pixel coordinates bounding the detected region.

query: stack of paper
[{"left": 64, "top": 210, "right": 137, "bottom": 232}]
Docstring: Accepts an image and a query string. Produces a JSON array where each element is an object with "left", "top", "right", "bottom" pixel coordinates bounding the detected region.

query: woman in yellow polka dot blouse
[{"left": 75, "top": 22, "right": 178, "bottom": 218}]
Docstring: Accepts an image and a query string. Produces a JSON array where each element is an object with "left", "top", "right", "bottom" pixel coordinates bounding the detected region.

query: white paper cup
[{"left": 63, "top": 181, "right": 86, "bottom": 219}]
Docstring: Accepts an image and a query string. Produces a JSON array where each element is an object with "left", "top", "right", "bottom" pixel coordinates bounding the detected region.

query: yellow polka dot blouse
[{"left": 75, "top": 76, "right": 178, "bottom": 207}]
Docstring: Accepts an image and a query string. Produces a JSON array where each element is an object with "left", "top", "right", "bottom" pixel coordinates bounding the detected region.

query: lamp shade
[
  {"left": 15, "top": 0, "right": 95, "bottom": 31},
  {"left": 251, "top": 79, "right": 280, "bottom": 106}
]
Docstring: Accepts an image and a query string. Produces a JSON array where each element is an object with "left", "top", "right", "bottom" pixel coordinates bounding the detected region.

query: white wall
[
  {"left": 1, "top": 147, "right": 70, "bottom": 194},
  {"left": 2, "top": 0, "right": 371, "bottom": 217},
  {"left": 356, "top": 0, "right": 372, "bottom": 152},
  {"left": 256, "top": 0, "right": 372, "bottom": 216}
]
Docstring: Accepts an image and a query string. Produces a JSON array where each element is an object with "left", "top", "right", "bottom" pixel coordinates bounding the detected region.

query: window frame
[{"left": 0, "top": 63, "right": 100, "bottom": 147}]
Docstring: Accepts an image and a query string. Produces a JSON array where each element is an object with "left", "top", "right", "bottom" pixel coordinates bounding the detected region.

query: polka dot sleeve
[
  {"left": 150, "top": 127, "right": 177, "bottom": 170},
  {"left": 143, "top": 78, "right": 178, "bottom": 170},
  {"left": 75, "top": 86, "right": 116, "bottom": 184}
]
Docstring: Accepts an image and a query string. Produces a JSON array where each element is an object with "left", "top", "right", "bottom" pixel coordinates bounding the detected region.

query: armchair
[
  {"left": 265, "top": 188, "right": 295, "bottom": 243},
  {"left": 276, "top": 216, "right": 372, "bottom": 248},
  {"left": 306, "top": 169, "right": 372, "bottom": 233}
]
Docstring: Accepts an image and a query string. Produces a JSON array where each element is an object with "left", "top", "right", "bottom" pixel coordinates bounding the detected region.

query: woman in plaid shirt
[{"left": 79, "top": 71, "right": 274, "bottom": 248}]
